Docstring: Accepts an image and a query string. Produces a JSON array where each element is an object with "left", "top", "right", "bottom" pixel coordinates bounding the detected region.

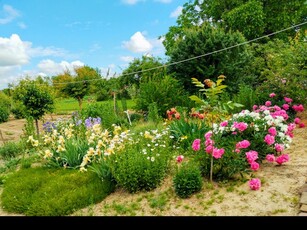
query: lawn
[{"left": 54, "top": 97, "right": 136, "bottom": 114}]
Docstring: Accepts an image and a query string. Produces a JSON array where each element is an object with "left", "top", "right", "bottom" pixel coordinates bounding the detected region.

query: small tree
[{"left": 13, "top": 80, "right": 54, "bottom": 137}]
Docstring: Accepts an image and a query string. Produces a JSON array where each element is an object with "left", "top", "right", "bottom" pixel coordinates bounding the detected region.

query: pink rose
[
  {"left": 249, "top": 178, "right": 261, "bottom": 190},
  {"left": 192, "top": 139, "right": 201, "bottom": 151}
]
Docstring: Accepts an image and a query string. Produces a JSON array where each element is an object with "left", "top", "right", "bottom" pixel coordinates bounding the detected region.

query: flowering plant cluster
[{"left": 189, "top": 93, "right": 305, "bottom": 190}]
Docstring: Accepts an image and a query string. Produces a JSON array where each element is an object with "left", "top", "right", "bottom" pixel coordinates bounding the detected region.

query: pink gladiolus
[
  {"left": 264, "top": 134, "right": 275, "bottom": 145},
  {"left": 176, "top": 155, "right": 184, "bottom": 163},
  {"left": 269, "top": 93, "right": 276, "bottom": 98},
  {"left": 249, "top": 178, "right": 261, "bottom": 190},
  {"left": 250, "top": 161, "right": 260, "bottom": 171},
  {"left": 294, "top": 117, "right": 301, "bottom": 124},
  {"left": 268, "top": 127, "right": 277, "bottom": 136},
  {"left": 276, "top": 154, "right": 290, "bottom": 165},
  {"left": 266, "top": 154, "right": 275, "bottom": 163},
  {"left": 192, "top": 139, "right": 201, "bottom": 151}
]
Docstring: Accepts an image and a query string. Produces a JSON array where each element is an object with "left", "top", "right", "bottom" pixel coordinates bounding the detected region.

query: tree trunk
[
  {"left": 78, "top": 98, "right": 82, "bottom": 111},
  {"left": 35, "top": 119, "right": 40, "bottom": 137}
]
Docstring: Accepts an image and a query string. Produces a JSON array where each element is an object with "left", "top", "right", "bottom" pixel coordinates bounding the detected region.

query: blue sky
[{"left": 0, "top": 0, "right": 187, "bottom": 89}]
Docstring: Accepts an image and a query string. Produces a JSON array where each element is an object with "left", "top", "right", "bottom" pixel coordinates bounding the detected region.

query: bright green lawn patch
[
  {"left": 54, "top": 97, "right": 136, "bottom": 114},
  {"left": 1, "top": 167, "right": 116, "bottom": 216}
]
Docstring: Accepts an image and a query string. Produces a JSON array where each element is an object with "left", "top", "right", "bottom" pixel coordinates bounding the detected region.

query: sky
[{"left": 0, "top": 0, "right": 188, "bottom": 90}]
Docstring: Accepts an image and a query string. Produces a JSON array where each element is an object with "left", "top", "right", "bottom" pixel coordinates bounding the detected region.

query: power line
[{"left": 48, "top": 21, "right": 307, "bottom": 86}]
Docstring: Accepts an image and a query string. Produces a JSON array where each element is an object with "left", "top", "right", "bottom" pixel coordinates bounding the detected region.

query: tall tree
[
  {"left": 162, "top": 0, "right": 307, "bottom": 54},
  {"left": 59, "top": 65, "right": 101, "bottom": 110},
  {"left": 166, "top": 22, "right": 252, "bottom": 94}
]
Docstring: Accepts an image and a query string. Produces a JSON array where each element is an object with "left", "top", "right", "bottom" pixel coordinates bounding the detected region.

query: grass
[
  {"left": 54, "top": 97, "right": 136, "bottom": 114},
  {"left": 1, "top": 167, "right": 116, "bottom": 216}
]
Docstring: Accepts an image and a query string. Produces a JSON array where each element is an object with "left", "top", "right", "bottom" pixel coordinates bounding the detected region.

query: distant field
[{"left": 54, "top": 97, "right": 136, "bottom": 114}]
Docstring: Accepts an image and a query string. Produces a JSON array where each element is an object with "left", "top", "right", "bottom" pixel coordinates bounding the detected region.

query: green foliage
[
  {"left": 0, "top": 141, "right": 26, "bottom": 160},
  {"left": 14, "top": 82, "right": 54, "bottom": 121},
  {"left": 0, "top": 107, "right": 9, "bottom": 123},
  {"left": 135, "top": 74, "right": 191, "bottom": 118},
  {"left": 0, "top": 91, "right": 11, "bottom": 123},
  {"left": 89, "top": 160, "right": 116, "bottom": 184},
  {"left": 173, "top": 162, "right": 203, "bottom": 198},
  {"left": 81, "top": 102, "right": 128, "bottom": 130},
  {"left": 44, "top": 137, "right": 89, "bottom": 169},
  {"left": 167, "top": 115, "right": 211, "bottom": 151},
  {"left": 254, "top": 34, "right": 307, "bottom": 106},
  {"left": 147, "top": 102, "right": 161, "bottom": 123},
  {"left": 189, "top": 76, "right": 243, "bottom": 123},
  {"left": 232, "top": 84, "right": 259, "bottom": 113},
  {"left": 109, "top": 129, "right": 173, "bottom": 193},
  {"left": 167, "top": 23, "right": 252, "bottom": 94},
  {"left": 222, "top": 0, "right": 265, "bottom": 40},
  {"left": 10, "top": 101, "right": 27, "bottom": 119},
  {"left": 192, "top": 136, "right": 250, "bottom": 181},
  {"left": 1, "top": 167, "right": 116, "bottom": 216}
]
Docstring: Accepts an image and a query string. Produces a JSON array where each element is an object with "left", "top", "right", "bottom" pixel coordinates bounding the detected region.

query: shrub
[
  {"left": 0, "top": 106, "right": 9, "bottom": 123},
  {"left": 43, "top": 137, "right": 89, "bottom": 169},
  {"left": 109, "top": 128, "right": 173, "bottom": 193},
  {"left": 0, "top": 141, "right": 25, "bottom": 160},
  {"left": 1, "top": 167, "right": 116, "bottom": 216},
  {"left": 173, "top": 162, "right": 203, "bottom": 198},
  {"left": 81, "top": 102, "right": 127, "bottom": 130}
]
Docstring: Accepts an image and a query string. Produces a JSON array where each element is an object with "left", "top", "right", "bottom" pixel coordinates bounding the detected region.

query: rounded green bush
[{"left": 173, "top": 162, "right": 203, "bottom": 198}]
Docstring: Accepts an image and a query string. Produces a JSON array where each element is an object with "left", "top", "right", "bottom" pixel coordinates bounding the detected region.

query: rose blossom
[
  {"left": 266, "top": 154, "right": 275, "bottom": 163},
  {"left": 192, "top": 139, "right": 201, "bottom": 151},
  {"left": 249, "top": 178, "right": 261, "bottom": 190},
  {"left": 176, "top": 155, "right": 184, "bottom": 163}
]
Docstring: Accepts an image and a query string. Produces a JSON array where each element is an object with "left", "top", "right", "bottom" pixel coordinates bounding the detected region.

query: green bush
[
  {"left": 0, "top": 91, "right": 11, "bottom": 123},
  {"left": 0, "top": 141, "right": 26, "bottom": 160},
  {"left": 43, "top": 137, "right": 89, "bottom": 169},
  {"left": 173, "top": 162, "right": 203, "bottom": 198},
  {"left": 109, "top": 129, "right": 173, "bottom": 193},
  {"left": 134, "top": 74, "right": 191, "bottom": 118},
  {"left": 1, "top": 167, "right": 116, "bottom": 216},
  {"left": 0, "top": 106, "right": 9, "bottom": 123},
  {"left": 82, "top": 102, "right": 127, "bottom": 130}
]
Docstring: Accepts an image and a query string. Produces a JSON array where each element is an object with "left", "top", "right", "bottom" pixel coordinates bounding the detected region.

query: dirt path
[{"left": 0, "top": 114, "right": 71, "bottom": 145}]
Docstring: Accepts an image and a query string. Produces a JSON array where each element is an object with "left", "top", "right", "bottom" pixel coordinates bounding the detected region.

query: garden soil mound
[{"left": 0, "top": 112, "right": 306, "bottom": 216}]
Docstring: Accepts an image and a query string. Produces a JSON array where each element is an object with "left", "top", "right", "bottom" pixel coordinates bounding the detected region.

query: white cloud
[
  {"left": 0, "top": 5, "right": 20, "bottom": 24},
  {"left": 120, "top": 56, "right": 135, "bottom": 63},
  {"left": 121, "top": 0, "right": 145, "bottom": 5},
  {"left": 37, "top": 59, "right": 84, "bottom": 76},
  {"left": 170, "top": 6, "right": 183, "bottom": 18},
  {"left": 122, "top": 31, "right": 153, "bottom": 53},
  {"left": 0, "top": 34, "right": 30, "bottom": 66},
  {"left": 28, "top": 46, "right": 68, "bottom": 58},
  {"left": 154, "top": 0, "right": 172, "bottom": 3},
  {"left": 18, "top": 22, "right": 27, "bottom": 29}
]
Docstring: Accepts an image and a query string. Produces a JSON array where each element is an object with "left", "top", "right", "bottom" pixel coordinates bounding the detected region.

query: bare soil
[{"left": 0, "top": 112, "right": 306, "bottom": 216}]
